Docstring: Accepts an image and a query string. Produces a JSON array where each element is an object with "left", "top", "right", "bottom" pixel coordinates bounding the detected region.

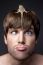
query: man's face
[{"left": 4, "top": 25, "right": 37, "bottom": 60}]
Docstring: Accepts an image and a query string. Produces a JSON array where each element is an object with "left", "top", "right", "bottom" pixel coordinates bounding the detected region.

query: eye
[
  {"left": 25, "top": 30, "right": 34, "bottom": 36},
  {"left": 11, "top": 30, "right": 18, "bottom": 35}
]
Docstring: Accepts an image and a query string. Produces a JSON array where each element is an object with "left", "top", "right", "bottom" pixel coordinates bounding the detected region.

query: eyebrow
[
  {"left": 8, "top": 25, "right": 34, "bottom": 32},
  {"left": 26, "top": 25, "right": 34, "bottom": 31},
  {"left": 30, "top": 26, "right": 34, "bottom": 30}
]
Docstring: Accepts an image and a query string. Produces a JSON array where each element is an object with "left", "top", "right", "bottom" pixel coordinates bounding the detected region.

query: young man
[{"left": 0, "top": 5, "right": 43, "bottom": 65}]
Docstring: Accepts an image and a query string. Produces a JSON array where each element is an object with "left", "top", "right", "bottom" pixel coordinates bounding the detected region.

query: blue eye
[{"left": 25, "top": 30, "right": 34, "bottom": 36}]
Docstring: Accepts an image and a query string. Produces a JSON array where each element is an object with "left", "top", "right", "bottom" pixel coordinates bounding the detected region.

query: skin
[
  {"left": 3, "top": 25, "right": 37, "bottom": 64},
  {"left": 0, "top": 26, "right": 43, "bottom": 65},
  {"left": 0, "top": 5, "right": 43, "bottom": 65}
]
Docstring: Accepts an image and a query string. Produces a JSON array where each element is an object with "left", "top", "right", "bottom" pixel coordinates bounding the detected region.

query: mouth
[{"left": 15, "top": 44, "right": 27, "bottom": 51}]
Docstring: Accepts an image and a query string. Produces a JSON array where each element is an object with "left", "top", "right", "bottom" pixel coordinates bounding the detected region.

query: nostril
[{"left": 18, "top": 41, "right": 25, "bottom": 44}]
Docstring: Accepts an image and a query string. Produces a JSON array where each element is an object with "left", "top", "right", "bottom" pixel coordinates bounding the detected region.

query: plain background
[{"left": 0, "top": 0, "right": 43, "bottom": 55}]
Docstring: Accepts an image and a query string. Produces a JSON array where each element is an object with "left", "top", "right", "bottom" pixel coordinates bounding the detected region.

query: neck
[{"left": 7, "top": 53, "right": 32, "bottom": 65}]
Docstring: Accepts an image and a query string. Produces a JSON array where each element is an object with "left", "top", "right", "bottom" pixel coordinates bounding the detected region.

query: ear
[
  {"left": 35, "top": 38, "right": 39, "bottom": 44},
  {"left": 4, "top": 35, "right": 7, "bottom": 45},
  {"left": 36, "top": 40, "right": 37, "bottom": 44}
]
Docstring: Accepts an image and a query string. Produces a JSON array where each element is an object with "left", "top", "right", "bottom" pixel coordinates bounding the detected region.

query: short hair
[{"left": 3, "top": 7, "right": 40, "bottom": 39}]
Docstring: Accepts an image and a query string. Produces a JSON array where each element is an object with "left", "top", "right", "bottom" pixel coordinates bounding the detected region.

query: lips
[{"left": 15, "top": 44, "right": 27, "bottom": 51}]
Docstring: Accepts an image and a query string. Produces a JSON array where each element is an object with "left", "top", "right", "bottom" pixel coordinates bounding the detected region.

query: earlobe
[
  {"left": 4, "top": 35, "right": 7, "bottom": 45},
  {"left": 36, "top": 40, "right": 37, "bottom": 44},
  {"left": 35, "top": 39, "right": 38, "bottom": 44}
]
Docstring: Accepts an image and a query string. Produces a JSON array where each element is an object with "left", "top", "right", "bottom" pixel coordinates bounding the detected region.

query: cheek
[
  {"left": 25, "top": 35, "right": 36, "bottom": 46},
  {"left": 7, "top": 34, "right": 19, "bottom": 46}
]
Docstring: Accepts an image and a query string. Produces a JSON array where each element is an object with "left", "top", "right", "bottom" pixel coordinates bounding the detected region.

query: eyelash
[
  {"left": 11, "top": 30, "right": 18, "bottom": 35},
  {"left": 25, "top": 30, "right": 34, "bottom": 36},
  {"left": 10, "top": 30, "right": 34, "bottom": 36}
]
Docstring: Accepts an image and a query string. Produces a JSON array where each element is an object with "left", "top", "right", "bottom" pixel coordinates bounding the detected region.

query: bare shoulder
[
  {"left": 33, "top": 53, "right": 43, "bottom": 61},
  {"left": 0, "top": 53, "right": 10, "bottom": 65},
  {"left": 33, "top": 53, "right": 43, "bottom": 59},
  {"left": 30, "top": 53, "right": 43, "bottom": 65}
]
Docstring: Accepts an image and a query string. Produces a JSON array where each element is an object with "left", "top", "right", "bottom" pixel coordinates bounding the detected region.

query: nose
[{"left": 18, "top": 31, "right": 25, "bottom": 44}]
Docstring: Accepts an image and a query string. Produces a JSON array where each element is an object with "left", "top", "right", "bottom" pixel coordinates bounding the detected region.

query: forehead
[
  {"left": 8, "top": 25, "right": 34, "bottom": 32},
  {"left": 3, "top": 10, "right": 37, "bottom": 33},
  {"left": 5, "top": 12, "right": 34, "bottom": 30}
]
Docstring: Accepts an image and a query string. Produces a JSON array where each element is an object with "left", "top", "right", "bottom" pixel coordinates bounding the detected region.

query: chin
[
  {"left": 11, "top": 53, "right": 30, "bottom": 61},
  {"left": 13, "top": 56, "right": 28, "bottom": 61}
]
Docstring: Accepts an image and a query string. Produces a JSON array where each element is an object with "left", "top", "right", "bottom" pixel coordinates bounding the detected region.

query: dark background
[{"left": 0, "top": 0, "right": 43, "bottom": 55}]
